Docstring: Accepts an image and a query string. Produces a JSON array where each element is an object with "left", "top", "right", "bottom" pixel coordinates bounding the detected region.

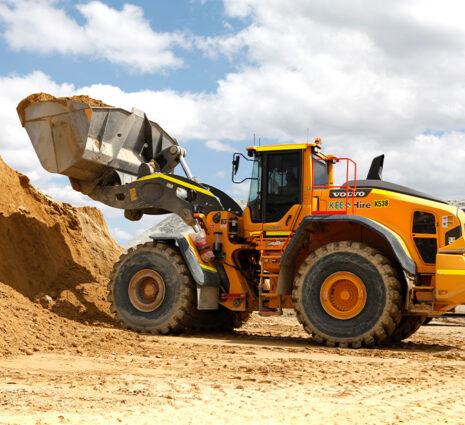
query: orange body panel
[
  {"left": 195, "top": 143, "right": 465, "bottom": 316},
  {"left": 436, "top": 254, "right": 465, "bottom": 304}
]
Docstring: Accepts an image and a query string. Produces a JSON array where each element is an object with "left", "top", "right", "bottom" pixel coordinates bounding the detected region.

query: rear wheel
[
  {"left": 386, "top": 316, "right": 425, "bottom": 343},
  {"left": 293, "top": 241, "right": 402, "bottom": 348}
]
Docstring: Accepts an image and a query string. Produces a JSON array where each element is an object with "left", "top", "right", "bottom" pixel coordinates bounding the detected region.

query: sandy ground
[{"left": 0, "top": 313, "right": 464, "bottom": 425}]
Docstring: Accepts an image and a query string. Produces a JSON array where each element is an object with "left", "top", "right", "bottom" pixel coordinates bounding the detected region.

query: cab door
[{"left": 262, "top": 150, "right": 302, "bottom": 232}]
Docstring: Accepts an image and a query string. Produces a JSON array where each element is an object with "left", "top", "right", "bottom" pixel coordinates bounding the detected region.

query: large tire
[
  {"left": 108, "top": 242, "right": 249, "bottom": 334},
  {"left": 293, "top": 241, "right": 402, "bottom": 348},
  {"left": 386, "top": 316, "right": 425, "bottom": 343},
  {"left": 108, "top": 242, "right": 198, "bottom": 334}
]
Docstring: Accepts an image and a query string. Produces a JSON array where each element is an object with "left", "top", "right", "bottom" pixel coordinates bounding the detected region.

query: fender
[
  {"left": 149, "top": 234, "right": 221, "bottom": 310},
  {"left": 149, "top": 234, "right": 220, "bottom": 287},
  {"left": 277, "top": 215, "right": 417, "bottom": 295}
]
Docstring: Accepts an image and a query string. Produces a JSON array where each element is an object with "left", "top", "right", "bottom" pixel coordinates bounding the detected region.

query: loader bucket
[{"left": 18, "top": 96, "right": 178, "bottom": 186}]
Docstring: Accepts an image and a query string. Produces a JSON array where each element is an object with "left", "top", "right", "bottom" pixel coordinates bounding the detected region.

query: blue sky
[{"left": 1, "top": 0, "right": 465, "bottom": 244}]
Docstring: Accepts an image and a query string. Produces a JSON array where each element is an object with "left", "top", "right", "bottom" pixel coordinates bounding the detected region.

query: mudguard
[
  {"left": 149, "top": 234, "right": 221, "bottom": 310},
  {"left": 277, "top": 215, "right": 417, "bottom": 295},
  {"left": 149, "top": 234, "right": 220, "bottom": 287}
]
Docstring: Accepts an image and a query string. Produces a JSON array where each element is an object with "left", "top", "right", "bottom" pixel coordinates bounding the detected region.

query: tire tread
[{"left": 292, "top": 241, "right": 403, "bottom": 348}]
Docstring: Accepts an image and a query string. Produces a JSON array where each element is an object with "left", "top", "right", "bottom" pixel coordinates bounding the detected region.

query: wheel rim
[
  {"left": 128, "top": 269, "right": 166, "bottom": 312},
  {"left": 320, "top": 272, "right": 367, "bottom": 320}
]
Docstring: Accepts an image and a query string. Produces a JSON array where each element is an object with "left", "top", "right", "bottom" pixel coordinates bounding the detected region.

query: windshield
[{"left": 247, "top": 157, "right": 262, "bottom": 222}]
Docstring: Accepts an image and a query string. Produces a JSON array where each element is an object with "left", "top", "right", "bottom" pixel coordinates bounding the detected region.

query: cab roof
[{"left": 246, "top": 142, "right": 320, "bottom": 153}]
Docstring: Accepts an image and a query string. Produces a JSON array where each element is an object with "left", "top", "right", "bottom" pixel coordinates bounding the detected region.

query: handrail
[{"left": 311, "top": 157, "right": 357, "bottom": 215}]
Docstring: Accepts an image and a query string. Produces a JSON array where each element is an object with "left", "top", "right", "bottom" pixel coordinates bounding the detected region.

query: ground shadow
[
  {"left": 424, "top": 322, "right": 465, "bottom": 327},
  {"left": 179, "top": 329, "right": 455, "bottom": 353}
]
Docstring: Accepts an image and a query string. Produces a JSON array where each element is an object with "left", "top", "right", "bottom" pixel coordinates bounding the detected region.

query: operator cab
[{"left": 232, "top": 142, "right": 330, "bottom": 227}]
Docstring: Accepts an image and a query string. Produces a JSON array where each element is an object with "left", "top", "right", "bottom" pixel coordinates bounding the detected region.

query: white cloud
[
  {"left": 0, "top": 0, "right": 86, "bottom": 55},
  {"left": 205, "top": 140, "right": 235, "bottom": 152},
  {"left": 110, "top": 227, "right": 132, "bottom": 242},
  {"left": 192, "top": 0, "right": 465, "bottom": 143},
  {"left": 0, "top": 0, "right": 189, "bottom": 73},
  {"left": 380, "top": 132, "right": 465, "bottom": 199},
  {"left": 223, "top": 0, "right": 255, "bottom": 18},
  {"left": 3, "top": 0, "right": 465, "bottom": 211},
  {"left": 216, "top": 171, "right": 225, "bottom": 177},
  {"left": 195, "top": 31, "right": 248, "bottom": 59}
]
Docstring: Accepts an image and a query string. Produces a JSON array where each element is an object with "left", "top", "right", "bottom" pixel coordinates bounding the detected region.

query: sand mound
[
  {"left": 17, "top": 92, "right": 111, "bottom": 123},
  {"left": 0, "top": 157, "right": 122, "bottom": 298},
  {"left": 0, "top": 157, "right": 123, "bottom": 354},
  {"left": 0, "top": 281, "right": 79, "bottom": 355}
]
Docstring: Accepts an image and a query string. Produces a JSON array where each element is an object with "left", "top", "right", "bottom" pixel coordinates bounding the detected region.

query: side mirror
[
  {"left": 232, "top": 153, "right": 240, "bottom": 176},
  {"left": 232, "top": 152, "right": 256, "bottom": 184}
]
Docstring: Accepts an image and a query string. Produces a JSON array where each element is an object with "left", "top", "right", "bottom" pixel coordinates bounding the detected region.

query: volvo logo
[{"left": 329, "top": 189, "right": 372, "bottom": 198}]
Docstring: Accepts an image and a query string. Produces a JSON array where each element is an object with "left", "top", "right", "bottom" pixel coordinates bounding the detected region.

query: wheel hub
[
  {"left": 320, "top": 271, "right": 367, "bottom": 320},
  {"left": 128, "top": 269, "right": 166, "bottom": 312}
]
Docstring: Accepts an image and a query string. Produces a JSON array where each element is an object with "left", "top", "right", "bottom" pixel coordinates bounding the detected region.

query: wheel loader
[{"left": 17, "top": 94, "right": 465, "bottom": 347}]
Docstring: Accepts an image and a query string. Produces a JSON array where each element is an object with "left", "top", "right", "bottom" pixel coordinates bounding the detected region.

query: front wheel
[
  {"left": 292, "top": 241, "right": 402, "bottom": 348},
  {"left": 108, "top": 242, "right": 198, "bottom": 334}
]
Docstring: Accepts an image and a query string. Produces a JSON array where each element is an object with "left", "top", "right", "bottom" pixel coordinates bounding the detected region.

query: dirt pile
[
  {"left": 17, "top": 92, "right": 111, "bottom": 123},
  {"left": 0, "top": 157, "right": 123, "bottom": 354},
  {"left": 0, "top": 281, "right": 79, "bottom": 355}
]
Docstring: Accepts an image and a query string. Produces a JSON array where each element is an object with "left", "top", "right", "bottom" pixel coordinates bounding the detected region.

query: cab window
[
  {"left": 264, "top": 151, "right": 301, "bottom": 222},
  {"left": 247, "top": 158, "right": 262, "bottom": 222},
  {"left": 312, "top": 155, "right": 329, "bottom": 186}
]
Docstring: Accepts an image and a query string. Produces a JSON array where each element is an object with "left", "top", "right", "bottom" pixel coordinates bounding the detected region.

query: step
[
  {"left": 259, "top": 292, "right": 279, "bottom": 298},
  {"left": 258, "top": 293, "right": 283, "bottom": 316}
]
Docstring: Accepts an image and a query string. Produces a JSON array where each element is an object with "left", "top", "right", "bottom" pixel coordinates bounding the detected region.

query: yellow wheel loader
[{"left": 18, "top": 94, "right": 465, "bottom": 347}]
